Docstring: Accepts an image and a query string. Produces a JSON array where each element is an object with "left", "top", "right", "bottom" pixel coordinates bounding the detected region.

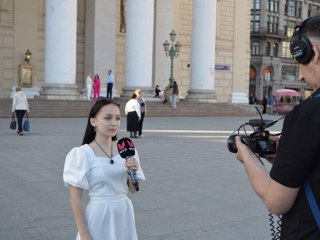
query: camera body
[{"left": 227, "top": 119, "right": 276, "bottom": 157}]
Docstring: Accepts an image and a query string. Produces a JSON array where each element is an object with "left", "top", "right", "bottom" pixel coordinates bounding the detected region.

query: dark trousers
[
  {"left": 15, "top": 110, "right": 26, "bottom": 132},
  {"left": 138, "top": 112, "right": 145, "bottom": 135},
  {"left": 262, "top": 104, "right": 267, "bottom": 114},
  {"left": 107, "top": 83, "right": 113, "bottom": 99}
]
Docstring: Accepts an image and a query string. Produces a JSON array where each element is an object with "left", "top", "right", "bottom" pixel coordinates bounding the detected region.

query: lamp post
[
  {"left": 25, "top": 49, "right": 32, "bottom": 64},
  {"left": 163, "top": 30, "right": 181, "bottom": 86},
  {"left": 265, "top": 72, "right": 270, "bottom": 98}
]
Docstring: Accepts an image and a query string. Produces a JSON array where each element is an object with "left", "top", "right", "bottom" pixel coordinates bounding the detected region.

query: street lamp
[
  {"left": 25, "top": 49, "right": 32, "bottom": 64},
  {"left": 163, "top": 30, "right": 181, "bottom": 86},
  {"left": 265, "top": 71, "right": 270, "bottom": 98}
]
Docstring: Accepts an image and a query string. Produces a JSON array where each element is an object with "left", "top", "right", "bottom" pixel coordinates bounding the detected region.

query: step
[{"left": 0, "top": 98, "right": 256, "bottom": 118}]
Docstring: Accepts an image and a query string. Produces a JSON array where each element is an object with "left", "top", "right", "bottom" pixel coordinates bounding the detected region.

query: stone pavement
[{"left": 0, "top": 115, "right": 285, "bottom": 240}]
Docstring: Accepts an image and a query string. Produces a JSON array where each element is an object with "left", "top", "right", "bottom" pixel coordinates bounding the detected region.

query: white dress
[
  {"left": 63, "top": 144, "right": 145, "bottom": 240},
  {"left": 86, "top": 76, "right": 93, "bottom": 100}
]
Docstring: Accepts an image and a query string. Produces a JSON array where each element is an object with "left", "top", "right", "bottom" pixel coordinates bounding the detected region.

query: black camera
[{"left": 227, "top": 119, "right": 277, "bottom": 157}]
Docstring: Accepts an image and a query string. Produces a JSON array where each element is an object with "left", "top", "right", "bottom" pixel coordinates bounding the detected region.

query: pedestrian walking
[
  {"left": 154, "top": 85, "right": 161, "bottom": 98},
  {"left": 262, "top": 97, "right": 268, "bottom": 114},
  {"left": 171, "top": 81, "right": 179, "bottom": 108},
  {"left": 12, "top": 86, "right": 29, "bottom": 136},
  {"left": 135, "top": 89, "right": 146, "bottom": 137}
]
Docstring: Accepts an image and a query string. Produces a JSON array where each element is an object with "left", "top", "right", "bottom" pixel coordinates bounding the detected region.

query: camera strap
[
  {"left": 304, "top": 93, "right": 320, "bottom": 229},
  {"left": 304, "top": 180, "right": 320, "bottom": 229}
]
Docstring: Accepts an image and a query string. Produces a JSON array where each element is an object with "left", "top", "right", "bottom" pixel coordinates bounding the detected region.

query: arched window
[
  {"left": 264, "top": 68, "right": 271, "bottom": 81},
  {"left": 273, "top": 43, "right": 278, "bottom": 57},
  {"left": 266, "top": 42, "right": 271, "bottom": 56},
  {"left": 251, "top": 42, "right": 260, "bottom": 55},
  {"left": 250, "top": 66, "right": 257, "bottom": 79}
]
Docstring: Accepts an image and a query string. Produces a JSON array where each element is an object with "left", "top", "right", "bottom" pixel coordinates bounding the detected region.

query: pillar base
[
  {"left": 230, "top": 92, "right": 248, "bottom": 104},
  {"left": 186, "top": 89, "right": 217, "bottom": 102},
  {"left": 120, "top": 87, "right": 154, "bottom": 99},
  {"left": 38, "top": 83, "right": 81, "bottom": 100}
]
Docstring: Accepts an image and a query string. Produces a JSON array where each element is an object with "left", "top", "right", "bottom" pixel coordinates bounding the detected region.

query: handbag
[
  {"left": 10, "top": 113, "right": 16, "bottom": 130},
  {"left": 23, "top": 112, "right": 30, "bottom": 132}
]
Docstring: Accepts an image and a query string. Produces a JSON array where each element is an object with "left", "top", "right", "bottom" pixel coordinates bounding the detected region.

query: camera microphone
[
  {"left": 251, "top": 106, "right": 285, "bottom": 130},
  {"left": 227, "top": 105, "right": 284, "bottom": 157},
  {"left": 117, "top": 138, "right": 139, "bottom": 191}
]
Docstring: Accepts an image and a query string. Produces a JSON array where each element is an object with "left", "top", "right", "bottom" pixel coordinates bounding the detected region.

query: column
[
  {"left": 122, "top": 0, "right": 154, "bottom": 97},
  {"left": 12, "top": 0, "right": 40, "bottom": 98},
  {"left": 42, "top": 0, "right": 78, "bottom": 100},
  {"left": 0, "top": 0, "right": 9, "bottom": 23},
  {"left": 187, "top": 0, "right": 217, "bottom": 101},
  {"left": 230, "top": 0, "right": 250, "bottom": 103},
  {"left": 153, "top": 0, "right": 175, "bottom": 91},
  {"left": 84, "top": 0, "right": 118, "bottom": 98}
]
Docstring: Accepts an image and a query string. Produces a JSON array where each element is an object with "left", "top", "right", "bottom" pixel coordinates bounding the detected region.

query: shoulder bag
[{"left": 10, "top": 113, "right": 16, "bottom": 130}]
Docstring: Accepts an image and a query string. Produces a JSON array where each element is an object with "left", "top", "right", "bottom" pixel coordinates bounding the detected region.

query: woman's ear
[{"left": 90, "top": 117, "right": 96, "bottom": 127}]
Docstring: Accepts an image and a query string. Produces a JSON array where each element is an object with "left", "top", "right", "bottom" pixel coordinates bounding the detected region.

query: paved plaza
[{"left": 0, "top": 115, "right": 285, "bottom": 240}]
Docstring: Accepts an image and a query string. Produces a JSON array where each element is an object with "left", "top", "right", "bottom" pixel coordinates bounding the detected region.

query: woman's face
[{"left": 91, "top": 104, "right": 121, "bottom": 138}]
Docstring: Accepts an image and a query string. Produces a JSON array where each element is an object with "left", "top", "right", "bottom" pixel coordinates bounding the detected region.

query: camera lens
[{"left": 227, "top": 134, "right": 238, "bottom": 153}]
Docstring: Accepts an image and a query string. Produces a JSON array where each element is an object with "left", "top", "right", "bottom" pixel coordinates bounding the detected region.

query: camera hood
[{"left": 249, "top": 119, "right": 274, "bottom": 128}]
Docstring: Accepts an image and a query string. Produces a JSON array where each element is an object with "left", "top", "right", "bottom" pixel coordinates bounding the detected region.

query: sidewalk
[{"left": 0, "top": 115, "right": 284, "bottom": 240}]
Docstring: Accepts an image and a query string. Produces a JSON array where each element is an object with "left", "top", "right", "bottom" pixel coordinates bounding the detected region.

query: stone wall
[
  {"left": 0, "top": 0, "right": 14, "bottom": 98},
  {"left": 0, "top": 0, "right": 251, "bottom": 101}
]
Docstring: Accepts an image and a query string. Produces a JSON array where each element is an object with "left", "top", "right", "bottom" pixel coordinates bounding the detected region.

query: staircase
[{"left": 0, "top": 98, "right": 256, "bottom": 118}]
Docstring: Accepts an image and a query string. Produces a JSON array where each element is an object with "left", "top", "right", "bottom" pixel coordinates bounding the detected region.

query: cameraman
[{"left": 235, "top": 15, "right": 320, "bottom": 239}]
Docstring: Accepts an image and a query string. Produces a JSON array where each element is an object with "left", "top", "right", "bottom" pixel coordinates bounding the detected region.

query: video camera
[{"left": 227, "top": 107, "right": 283, "bottom": 157}]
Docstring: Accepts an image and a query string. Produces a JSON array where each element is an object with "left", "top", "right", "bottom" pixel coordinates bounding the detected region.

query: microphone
[{"left": 117, "top": 138, "right": 139, "bottom": 191}]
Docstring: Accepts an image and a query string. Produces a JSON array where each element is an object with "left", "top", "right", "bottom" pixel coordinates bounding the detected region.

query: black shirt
[{"left": 270, "top": 89, "right": 320, "bottom": 239}]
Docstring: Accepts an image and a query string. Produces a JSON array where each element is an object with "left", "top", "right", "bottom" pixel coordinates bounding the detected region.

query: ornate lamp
[
  {"left": 25, "top": 49, "right": 32, "bottom": 64},
  {"left": 163, "top": 30, "right": 181, "bottom": 86}
]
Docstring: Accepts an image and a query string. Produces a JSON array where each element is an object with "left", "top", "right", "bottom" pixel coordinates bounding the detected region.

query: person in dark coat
[{"left": 262, "top": 97, "right": 268, "bottom": 114}]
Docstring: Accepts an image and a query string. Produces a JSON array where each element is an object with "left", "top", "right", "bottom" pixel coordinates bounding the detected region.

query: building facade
[
  {"left": 0, "top": 0, "right": 251, "bottom": 103},
  {"left": 250, "top": 0, "right": 320, "bottom": 101}
]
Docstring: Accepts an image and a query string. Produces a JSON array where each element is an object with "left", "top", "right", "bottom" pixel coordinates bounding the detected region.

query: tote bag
[{"left": 23, "top": 113, "right": 30, "bottom": 132}]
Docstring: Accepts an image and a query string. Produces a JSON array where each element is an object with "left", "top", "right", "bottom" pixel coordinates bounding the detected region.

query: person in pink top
[{"left": 93, "top": 74, "right": 101, "bottom": 100}]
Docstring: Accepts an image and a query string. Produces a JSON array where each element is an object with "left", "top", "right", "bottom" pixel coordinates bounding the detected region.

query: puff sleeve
[
  {"left": 63, "top": 147, "right": 90, "bottom": 189},
  {"left": 134, "top": 149, "right": 146, "bottom": 181}
]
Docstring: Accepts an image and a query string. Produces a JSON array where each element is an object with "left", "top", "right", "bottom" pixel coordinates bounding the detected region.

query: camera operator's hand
[
  {"left": 263, "top": 135, "right": 280, "bottom": 164},
  {"left": 269, "top": 135, "right": 279, "bottom": 145},
  {"left": 235, "top": 136, "right": 252, "bottom": 164}
]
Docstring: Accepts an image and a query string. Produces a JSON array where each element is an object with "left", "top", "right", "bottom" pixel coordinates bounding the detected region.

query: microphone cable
[{"left": 269, "top": 212, "right": 282, "bottom": 240}]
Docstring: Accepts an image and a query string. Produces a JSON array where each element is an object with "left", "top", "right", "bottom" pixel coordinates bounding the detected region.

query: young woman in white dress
[{"left": 63, "top": 99, "right": 145, "bottom": 240}]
